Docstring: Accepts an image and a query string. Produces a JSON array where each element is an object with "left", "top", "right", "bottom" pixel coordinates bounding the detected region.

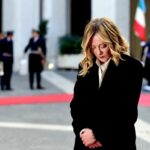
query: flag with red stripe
[{"left": 134, "top": 0, "right": 146, "bottom": 41}]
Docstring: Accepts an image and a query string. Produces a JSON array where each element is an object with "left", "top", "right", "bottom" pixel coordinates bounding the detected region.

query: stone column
[{"left": 91, "top": 0, "right": 130, "bottom": 42}]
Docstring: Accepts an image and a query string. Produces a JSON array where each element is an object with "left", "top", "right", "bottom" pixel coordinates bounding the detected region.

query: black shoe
[
  {"left": 1, "top": 87, "right": 4, "bottom": 90},
  {"left": 1, "top": 86, "right": 5, "bottom": 90},
  {"left": 37, "top": 86, "right": 45, "bottom": 89},
  {"left": 6, "top": 88, "right": 13, "bottom": 91}
]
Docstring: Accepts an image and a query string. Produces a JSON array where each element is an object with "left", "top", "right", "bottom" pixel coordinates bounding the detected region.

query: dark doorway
[
  {"left": 71, "top": 0, "right": 91, "bottom": 36},
  {"left": 0, "top": 0, "right": 2, "bottom": 32}
]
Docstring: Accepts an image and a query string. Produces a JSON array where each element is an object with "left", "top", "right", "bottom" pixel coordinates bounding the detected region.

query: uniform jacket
[
  {"left": 24, "top": 36, "right": 46, "bottom": 56},
  {"left": 70, "top": 54, "right": 143, "bottom": 150},
  {"left": 142, "top": 41, "right": 150, "bottom": 80},
  {"left": 24, "top": 36, "right": 47, "bottom": 72},
  {"left": 0, "top": 38, "right": 14, "bottom": 63},
  {"left": 0, "top": 39, "right": 3, "bottom": 61}
]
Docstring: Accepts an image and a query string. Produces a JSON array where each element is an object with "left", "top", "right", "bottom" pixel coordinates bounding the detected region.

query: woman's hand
[
  {"left": 80, "top": 128, "right": 102, "bottom": 148},
  {"left": 88, "top": 140, "right": 102, "bottom": 149}
]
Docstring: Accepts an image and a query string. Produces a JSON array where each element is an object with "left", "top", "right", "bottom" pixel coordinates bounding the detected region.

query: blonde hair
[{"left": 79, "top": 17, "right": 129, "bottom": 76}]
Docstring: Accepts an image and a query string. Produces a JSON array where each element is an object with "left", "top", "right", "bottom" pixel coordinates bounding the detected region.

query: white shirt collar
[
  {"left": 96, "top": 58, "right": 111, "bottom": 88},
  {"left": 96, "top": 58, "right": 111, "bottom": 72}
]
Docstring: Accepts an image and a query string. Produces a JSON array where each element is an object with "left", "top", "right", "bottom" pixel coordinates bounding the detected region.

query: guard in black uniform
[
  {"left": 0, "top": 31, "right": 14, "bottom": 90},
  {"left": 0, "top": 32, "right": 5, "bottom": 64},
  {"left": 0, "top": 33, "right": 5, "bottom": 80},
  {"left": 141, "top": 36, "right": 150, "bottom": 91},
  {"left": 24, "top": 29, "right": 46, "bottom": 89}
]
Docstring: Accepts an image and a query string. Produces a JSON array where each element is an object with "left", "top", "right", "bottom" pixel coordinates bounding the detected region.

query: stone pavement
[{"left": 0, "top": 69, "right": 77, "bottom": 97}]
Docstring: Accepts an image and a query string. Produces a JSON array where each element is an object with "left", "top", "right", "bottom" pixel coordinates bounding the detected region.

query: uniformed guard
[
  {"left": 0, "top": 31, "right": 14, "bottom": 90},
  {"left": 24, "top": 29, "right": 47, "bottom": 89},
  {"left": 142, "top": 36, "right": 150, "bottom": 91},
  {"left": 0, "top": 33, "right": 5, "bottom": 77}
]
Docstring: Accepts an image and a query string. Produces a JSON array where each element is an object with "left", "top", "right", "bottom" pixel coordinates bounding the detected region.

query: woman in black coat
[{"left": 70, "top": 17, "right": 143, "bottom": 150}]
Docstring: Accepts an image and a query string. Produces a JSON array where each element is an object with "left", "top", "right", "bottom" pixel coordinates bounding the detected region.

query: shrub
[
  {"left": 59, "top": 35, "right": 82, "bottom": 54},
  {"left": 38, "top": 20, "right": 49, "bottom": 37}
]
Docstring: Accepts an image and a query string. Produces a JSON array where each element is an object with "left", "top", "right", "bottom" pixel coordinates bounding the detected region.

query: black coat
[
  {"left": 70, "top": 54, "right": 143, "bottom": 150},
  {"left": 0, "top": 38, "right": 14, "bottom": 63},
  {"left": 24, "top": 36, "right": 46, "bottom": 72},
  {"left": 142, "top": 41, "right": 150, "bottom": 81},
  {"left": 0, "top": 39, "right": 3, "bottom": 61}
]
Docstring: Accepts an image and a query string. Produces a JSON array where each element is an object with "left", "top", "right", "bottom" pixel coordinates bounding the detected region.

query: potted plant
[
  {"left": 57, "top": 35, "right": 83, "bottom": 69},
  {"left": 38, "top": 20, "right": 49, "bottom": 37}
]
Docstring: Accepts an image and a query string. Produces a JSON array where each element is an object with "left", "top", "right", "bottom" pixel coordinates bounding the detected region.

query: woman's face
[{"left": 90, "top": 33, "right": 112, "bottom": 64}]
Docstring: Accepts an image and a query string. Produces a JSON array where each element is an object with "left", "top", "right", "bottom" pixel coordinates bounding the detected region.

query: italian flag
[{"left": 134, "top": 0, "right": 146, "bottom": 41}]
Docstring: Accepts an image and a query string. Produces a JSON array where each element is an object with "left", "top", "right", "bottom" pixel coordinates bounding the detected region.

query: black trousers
[
  {"left": 29, "top": 71, "right": 42, "bottom": 89},
  {"left": 144, "top": 57, "right": 150, "bottom": 85},
  {"left": 28, "top": 54, "right": 43, "bottom": 89},
  {"left": 0, "top": 59, "right": 13, "bottom": 90}
]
